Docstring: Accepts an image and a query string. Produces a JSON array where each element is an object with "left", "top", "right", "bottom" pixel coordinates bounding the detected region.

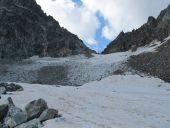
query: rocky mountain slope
[
  {"left": 0, "top": 0, "right": 92, "bottom": 60},
  {"left": 0, "top": 37, "right": 167, "bottom": 85},
  {"left": 103, "top": 4, "right": 170, "bottom": 54},
  {"left": 128, "top": 37, "right": 170, "bottom": 82}
]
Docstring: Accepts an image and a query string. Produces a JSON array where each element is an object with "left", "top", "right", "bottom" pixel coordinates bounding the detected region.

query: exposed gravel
[{"left": 128, "top": 39, "right": 170, "bottom": 82}]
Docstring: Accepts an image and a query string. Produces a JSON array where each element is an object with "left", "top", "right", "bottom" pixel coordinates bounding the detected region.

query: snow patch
[{"left": 1, "top": 75, "right": 170, "bottom": 128}]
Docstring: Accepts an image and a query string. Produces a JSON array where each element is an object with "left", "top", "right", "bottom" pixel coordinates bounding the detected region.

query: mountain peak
[
  {"left": 0, "top": 0, "right": 92, "bottom": 60},
  {"left": 103, "top": 4, "right": 170, "bottom": 54}
]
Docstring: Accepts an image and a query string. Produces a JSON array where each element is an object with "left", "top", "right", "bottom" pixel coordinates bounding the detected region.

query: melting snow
[
  {"left": 1, "top": 37, "right": 170, "bottom": 128},
  {"left": 1, "top": 75, "right": 170, "bottom": 128}
]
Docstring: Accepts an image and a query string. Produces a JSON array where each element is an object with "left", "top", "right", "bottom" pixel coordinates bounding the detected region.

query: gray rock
[
  {"left": 39, "top": 108, "right": 58, "bottom": 122},
  {"left": 7, "top": 97, "right": 15, "bottom": 107},
  {"left": 0, "top": 104, "right": 8, "bottom": 121},
  {"left": 15, "top": 119, "right": 41, "bottom": 128},
  {"left": 0, "top": 87, "right": 6, "bottom": 94},
  {"left": 0, "top": 122, "right": 2, "bottom": 128},
  {"left": 25, "top": 99, "right": 48, "bottom": 121},
  {"left": 128, "top": 39, "right": 170, "bottom": 83},
  {"left": 4, "top": 106, "right": 27, "bottom": 127},
  {"left": 113, "top": 69, "right": 124, "bottom": 75},
  {"left": 0, "top": 83, "right": 23, "bottom": 92}
]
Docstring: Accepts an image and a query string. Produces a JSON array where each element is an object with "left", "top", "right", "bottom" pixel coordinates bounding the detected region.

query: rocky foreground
[
  {"left": 0, "top": 75, "right": 170, "bottom": 128},
  {"left": 0, "top": 83, "right": 60, "bottom": 128},
  {"left": 0, "top": 38, "right": 170, "bottom": 128}
]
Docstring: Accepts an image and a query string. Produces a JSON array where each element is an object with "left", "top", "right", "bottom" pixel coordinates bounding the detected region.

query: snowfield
[
  {"left": 1, "top": 75, "right": 170, "bottom": 128},
  {"left": 1, "top": 37, "right": 170, "bottom": 128}
]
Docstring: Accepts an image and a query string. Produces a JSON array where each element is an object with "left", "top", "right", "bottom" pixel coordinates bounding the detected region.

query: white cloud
[
  {"left": 36, "top": 0, "right": 100, "bottom": 46},
  {"left": 82, "top": 0, "right": 170, "bottom": 40},
  {"left": 36, "top": 0, "right": 169, "bottom": 49}
]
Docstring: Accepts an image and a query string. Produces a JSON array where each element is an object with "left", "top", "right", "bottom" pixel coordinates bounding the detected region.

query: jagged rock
[
  {"left": 0, "top": 97, "right": 60, "bottom": 127},
  {"left": 0, "top": 87, "right": 6, "bottom": 94},
  {"left": 103, "top": 4, "right": 170, "bottom": 54},
  {"left": 4, "top": 98, "right": 27, "bottom": 128},
  {"left": 113, "top": 69, "right": 124, "bottom": 75},
  {"left": 39, "top": 108, "right": 58, "bottom": 122},
  {"left": 0, "top": 0, "right": 92, "bottom": 61},
  {"left": 0, "top": 104, "right": 8, "bottom": 121},
  {"left": 0, "top": 83, "right": 23, "bottom": 92},
  {"left": 25, "top": 99, "right": 48, "bottom": 121},
  {"left": 7, "top": 97, "right": 15, "bottom": 107},
  {"left": 15, "top": 119, "right": 41, "bottom": 128}
]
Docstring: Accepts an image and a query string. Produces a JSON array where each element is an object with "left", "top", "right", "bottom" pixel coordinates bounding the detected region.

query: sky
[{"left": 36, "top": 0, "right": 170, "bottom": 52}]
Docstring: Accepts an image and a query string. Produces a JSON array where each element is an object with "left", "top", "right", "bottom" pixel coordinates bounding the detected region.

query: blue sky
[{"left": 36, "top": 0, "right": 170, "bottom": 53}]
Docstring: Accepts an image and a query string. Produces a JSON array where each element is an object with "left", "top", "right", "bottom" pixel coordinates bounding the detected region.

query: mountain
[
  {"left": 103, "top": 4, "right": 170, "bottom": 54},
  {"left": 128, "top": 37, "right": 170, "bottom": 83},
  {"left": 0, "top": 0, "right": 92, "bottom": 60}
]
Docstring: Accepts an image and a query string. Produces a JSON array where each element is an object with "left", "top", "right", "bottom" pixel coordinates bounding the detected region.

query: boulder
[
  {"left": 15, "top": 119, "right": 41, "bottom": 128},
  {"left": 7, "top": 97, "right": 15, "bottom": 107},
  {"left": 25, "top": 99, "right": 48, "bottom": 120},
  {"left": 39, "top": 108, "right": 58, "bottom": 122},
  {"left": 0, "top": 122, "right": 2, "bottom": 127},
  {"left": 113, "top": 69, "right": 124, "bottom": 75},
  {"left": 0, "top": 83, "right": 23, "bottom": 92},
  {"left": 4, "top": 105, "right": 27, "bottom": 127},
  {"left": 0, "top": 104, "right": 8, "bottom": 121},
  {"left": 6, "top": 83, "right": 24, "bottom": 92},
  {"left": 0, "top": 87, "right": 6, "bottom": 94}
]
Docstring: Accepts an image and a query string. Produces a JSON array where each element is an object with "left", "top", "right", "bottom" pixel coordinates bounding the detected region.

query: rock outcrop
[
  {"left": 0, "top": 83, "right": 23, "bottom": 92},
  {"left": 25, "top": 99, "right": 48, "bottom": 121},
  {"left": 0, "top": 97, "right": 60, "bottom": 128},
  {"left": 128, "top": 38, "right": 170, "bottom": 82},
  {"left": 103, "top": 4, "right": 170, "bottom": 54},
  {"left": 39, "top": 108, "right": 59, "bottom": 122},
  {"left": 0, "top": 0, "right": 92, "bottom": 60}
]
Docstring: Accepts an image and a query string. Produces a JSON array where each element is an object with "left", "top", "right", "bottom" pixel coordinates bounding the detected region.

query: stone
[
  {"left": 25, "top": 99, "right": 48, "bottom": 120},
  {"left": 7, "top": 83, "right": 24, "bottom": 92},
  {"left": 4, "top": 106, "right": 27, "bottom": 127},
  {"left": 0, "top": 83, "right": 23, "bottom": 92},
  {"left": 39, "top": 108, "right": 59, "bottom": 122},
  {"left": 0, "top": 87, "right": 6, "bottom": 94},
  {"left": 7, "top": 97, "right": 15, "bottom": 107},
  {"left": 113, "top": 69, "right": 124, "bottom": 75},
  {"left": 0, "top": 104, "right": 8, "bottom": 121},
  {"left": 15, "top": 119, "right": 41, "bottom": 128},
  {"left": 0, "top": 122, "right": 2, "bottom": 128}
]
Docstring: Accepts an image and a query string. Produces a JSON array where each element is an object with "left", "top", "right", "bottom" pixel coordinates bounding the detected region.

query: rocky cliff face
[
  {"left": 103, "top": 4, "right": 170, "bottom": 54},
  {"left": 0, "top": 0, "right": 92, "bottom": 60},
  {"left": 128, "top": 38, "right": 170, "bottom": 82}
]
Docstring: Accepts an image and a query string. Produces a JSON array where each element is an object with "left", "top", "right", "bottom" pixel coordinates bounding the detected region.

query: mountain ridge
[
  {"left": 103, "top": 4, "right": 170, "bottom": 54},
  {"left": 0, "top": 0, "right": 92, "bottom": 60}
]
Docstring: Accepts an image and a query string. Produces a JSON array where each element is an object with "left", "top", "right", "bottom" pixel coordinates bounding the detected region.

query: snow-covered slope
[
  {"left": 1, "top": 37, "right": 170, "bottom": 128},
  {"left": 1, "top": 36, "right": 169, "bottom": 86},
  {"left": 1, "top": 74, "right": 170, "bottom": 128}
]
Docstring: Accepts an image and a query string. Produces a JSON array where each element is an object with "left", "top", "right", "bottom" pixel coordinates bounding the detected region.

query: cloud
[
  {"left": 36, "top": 0, "right": 169, "bottom": 51},
  {"left": 36, "top": 0, "right": 100, "bottom": 46},
  {"left": 82, "top": 0, "right": 170, "bottom": 40}
]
